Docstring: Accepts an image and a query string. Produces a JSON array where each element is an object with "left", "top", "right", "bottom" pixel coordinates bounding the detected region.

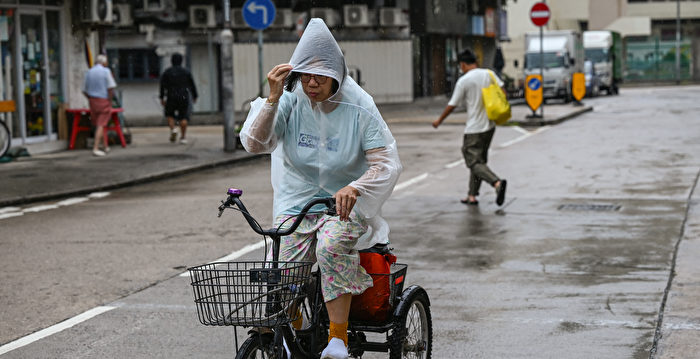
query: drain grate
[{"left": 557, "top": 203, "right": 622, "bottom": 212}]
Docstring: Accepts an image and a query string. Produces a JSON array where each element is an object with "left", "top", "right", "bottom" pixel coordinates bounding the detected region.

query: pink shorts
[{"left": 89, "top": 98, "right": 112, "bottom": 127}]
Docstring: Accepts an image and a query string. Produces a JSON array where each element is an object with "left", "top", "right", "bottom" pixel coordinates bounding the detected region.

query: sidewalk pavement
[{"left": 0, "top": 99, "right": 591, "bottom": 207}]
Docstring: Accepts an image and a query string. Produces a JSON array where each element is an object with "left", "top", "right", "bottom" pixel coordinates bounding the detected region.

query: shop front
[{"left": 0, "top": 0, "right": 65, "bottom": 151}]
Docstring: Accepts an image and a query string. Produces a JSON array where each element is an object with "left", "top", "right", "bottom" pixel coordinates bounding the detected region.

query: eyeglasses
[{"left": 300, "top": 73, "right": 329, "bottom": 84}]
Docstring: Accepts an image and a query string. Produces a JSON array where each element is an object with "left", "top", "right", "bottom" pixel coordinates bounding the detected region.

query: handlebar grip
[{"left": 326, "top": 199, "right": 337, "bottom": 216}]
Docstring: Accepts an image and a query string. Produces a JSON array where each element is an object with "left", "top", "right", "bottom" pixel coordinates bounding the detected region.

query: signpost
[
  {"left": 530, "top": 2, "right": 550, "bottom": 27},
  {"left": 528, "top": 2, "right": 550, "bottom": 119},
  {"left": 525, "top": 75, "right": 543, "bottom": 112},
  {"left": 243, "top": 0, "right": 276, "bottom": 97}
]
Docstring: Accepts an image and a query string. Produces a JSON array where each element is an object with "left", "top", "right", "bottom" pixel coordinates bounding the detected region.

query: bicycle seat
[{"left": 359, "top": 243, "right": 392, "bottom": 255}]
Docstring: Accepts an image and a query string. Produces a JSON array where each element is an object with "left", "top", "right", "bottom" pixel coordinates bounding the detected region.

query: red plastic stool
[{"left": 67, "top": 108, "right": 126, "bottom": 150}]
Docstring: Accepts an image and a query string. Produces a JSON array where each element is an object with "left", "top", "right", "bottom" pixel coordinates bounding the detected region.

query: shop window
[{"left": 107, "top": 49, "right": 160, "bottom": 82}]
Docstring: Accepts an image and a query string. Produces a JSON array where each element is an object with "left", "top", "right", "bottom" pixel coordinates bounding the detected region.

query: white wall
[
  {"left": 232, "top": 42, "right": 296, "bottom": 110},
  {"left": 232, "top": 40, "right": 413, "bottom": 108},
  {"left": 117, "top": 82, "right": 163, "bottom": 121},
  {"left": 340, "top": 40, "right": 413, "bottom": 104},
  {"left": 190, "top": 44, "right": 219, "bottom": 113},
  {"left": 111, "top": 39, "right": 413, "bottom": 122},
  {"left": 66, "top": 28, "right": 94, "bottom": 110}
]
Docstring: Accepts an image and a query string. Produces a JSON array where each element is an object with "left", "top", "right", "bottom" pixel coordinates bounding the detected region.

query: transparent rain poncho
[{"left": 240, "top": 18, "right": 402, "bottom": 249}]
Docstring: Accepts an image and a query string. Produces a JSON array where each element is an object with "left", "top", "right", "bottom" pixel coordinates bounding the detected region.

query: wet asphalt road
[{"left": 2, "top": 86, "right": 700, "bottom": 358}]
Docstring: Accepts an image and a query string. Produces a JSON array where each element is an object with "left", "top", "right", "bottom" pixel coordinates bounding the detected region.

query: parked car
[{"left": 584, "top": 60, "right": 600, "bottom": 97}]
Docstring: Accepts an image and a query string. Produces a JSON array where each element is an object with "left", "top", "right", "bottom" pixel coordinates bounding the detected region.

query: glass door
[
  {"left": 0, "top": 8, "right": 18, "bottom": 141},
  {"left": 46, "top": 10, "right": 61, "bottom": 137},
  {"left": 18, "top": 11, "right": 50, "bottom": 140}
]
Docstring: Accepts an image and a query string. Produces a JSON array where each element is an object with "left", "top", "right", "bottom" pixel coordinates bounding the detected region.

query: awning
[{"left": 605, "top": 16, "right": 651, "bottom": 37}]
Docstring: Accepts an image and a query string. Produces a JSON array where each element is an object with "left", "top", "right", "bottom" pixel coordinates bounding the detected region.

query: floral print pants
[{"left": 273, "top": 213, "right": 374, "bottom": 302}]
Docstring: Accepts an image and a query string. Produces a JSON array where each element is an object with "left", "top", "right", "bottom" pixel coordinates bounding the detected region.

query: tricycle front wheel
[
  {"left": 389, "top": 286, "right": 432, "bottom": 359},
  {"left": 236, "top": 333, "right": 281, "bottom": 359}
]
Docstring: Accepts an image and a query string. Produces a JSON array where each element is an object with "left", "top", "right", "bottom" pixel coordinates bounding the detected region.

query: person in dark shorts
[{"left": 160, "top": 53, "right": 198, "bottom": 144}]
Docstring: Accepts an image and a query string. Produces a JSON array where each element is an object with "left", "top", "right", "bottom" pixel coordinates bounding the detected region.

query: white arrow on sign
[{"left": 247, "top": 1, "right": 268, "bottom": 24}]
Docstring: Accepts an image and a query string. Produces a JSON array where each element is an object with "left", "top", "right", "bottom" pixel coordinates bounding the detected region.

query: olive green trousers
[{"left": 461, "top": 127, "right": 500, "bottom": 196}]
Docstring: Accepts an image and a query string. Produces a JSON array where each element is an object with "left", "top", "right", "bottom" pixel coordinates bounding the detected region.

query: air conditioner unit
[
  {"left": 379, "top": 8, "right": 409, "bottom": 27},
  {"left": 271, "top": 8, "right": 293, "bottom": 29},
  {"left": 143, "top": 0, "right": 165, "bottom": 12},
  {"left": 112, "top": 4, "right": 133, "bottom": 27},
  {"left": 231, "top": 8, "right": 247, "bottom": 29},
  {"left": 343, "top": 5, "right": 370, "bottom": 27},
  {"left": 189, "top": 5, "right": 216, "bottom": 28},
  {"left": 310, "top": 8, "right": 341, "bottom": 28},
  {"left": 81, "top": 0, "right": 113, "bottom": 24}
]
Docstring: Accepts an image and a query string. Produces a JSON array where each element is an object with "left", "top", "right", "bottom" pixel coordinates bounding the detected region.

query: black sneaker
[{"left": 496, "top": 179, "right": 507, "bottom": 206}]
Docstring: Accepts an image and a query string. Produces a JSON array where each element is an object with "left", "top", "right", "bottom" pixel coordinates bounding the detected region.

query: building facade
[
  {"left": 2, "top": 0, "right": 82, "bottom": 154},
  {"left": 5, "top": 0, "right": 504, "bottom": 152},
  {"left": 501, "top": 0, "right": 700, "bottom": 85}
]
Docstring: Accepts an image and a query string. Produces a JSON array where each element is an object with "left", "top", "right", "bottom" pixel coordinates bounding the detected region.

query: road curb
[
  {"left": 509, "top": 106, "right": 593, "bottom": 127},
  {"left": 0, "top": 153, "right": 267, "bottom": 208}
]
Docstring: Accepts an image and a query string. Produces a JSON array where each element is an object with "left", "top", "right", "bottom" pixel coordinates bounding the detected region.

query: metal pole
[
  {"left": 207, "top": 31, "right": 216, "bottom": 112},
  {"left": 676, "top": 0, "right": 681, "bottom": 84},
  {"left": 540, "top": 25, "right": 544, "bottom": 118},
  {"left": 540, "top": 0, "right": 546, "bottom": 118},
  {"left": 258, "top": 30, "right": 264, "bottom": 97},
  {"left": 222, "top": 0, "right": 236, "bottom": 152}
]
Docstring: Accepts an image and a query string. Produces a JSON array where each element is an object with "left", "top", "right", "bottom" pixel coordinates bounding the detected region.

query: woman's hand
[
  {"left": 334, "top": 186, "right": 360, "bottom": 221},
  {"left": 267, "top": 64, "right": 293, "bottom": 103}
]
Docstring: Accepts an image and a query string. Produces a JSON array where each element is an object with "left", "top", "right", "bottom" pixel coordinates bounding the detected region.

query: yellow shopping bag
[{"left": 481, "top": 71, "right": 511, "bottom": 125}]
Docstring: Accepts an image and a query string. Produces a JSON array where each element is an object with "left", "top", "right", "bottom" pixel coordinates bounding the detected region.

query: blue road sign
[
  {"left": 243, "top": 0, "right": 276, "bottom": 30},
  {"left": 528, "top": 77, "right": 541, "bottom": 91}
]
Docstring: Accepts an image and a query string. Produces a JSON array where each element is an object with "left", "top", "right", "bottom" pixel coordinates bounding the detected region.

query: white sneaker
[
  {"left": 321, "top": 338, "right": 348, "bottom": 359},
  {"left": 92, "top": 149, "right": 106, "bottom": 157},
  {"left": 179, "top": 138, "right": 188, "bottom": 144},
  {"left": 169, "top": 129, "right": 177, "bottom": 143}
]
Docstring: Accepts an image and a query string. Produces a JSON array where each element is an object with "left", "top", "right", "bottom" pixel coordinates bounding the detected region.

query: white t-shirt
[{"left": 448, "top": 68, "right": 504, "bottom": 134}]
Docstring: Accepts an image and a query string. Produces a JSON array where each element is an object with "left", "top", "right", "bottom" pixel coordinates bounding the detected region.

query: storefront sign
[{"left": 484, "top": 8, "right": 495, "bottom": 38}]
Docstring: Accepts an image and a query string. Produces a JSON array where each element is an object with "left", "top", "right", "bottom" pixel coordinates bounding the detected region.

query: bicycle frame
[
  {"left": 220, "top": 189, "right": 336, "bottom": 357},
  {"left": 210, "top": 188, "right": 432, "bottom": 359}
]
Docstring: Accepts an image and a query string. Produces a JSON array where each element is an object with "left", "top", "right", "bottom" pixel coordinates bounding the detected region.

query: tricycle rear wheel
[{"left": 389, "top": 286, "right": 432, "bottom": 359}]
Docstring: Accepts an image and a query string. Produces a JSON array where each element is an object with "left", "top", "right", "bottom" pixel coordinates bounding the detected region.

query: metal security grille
[{"left": 557, "top": 204, "right": 622, "bottom": 212}]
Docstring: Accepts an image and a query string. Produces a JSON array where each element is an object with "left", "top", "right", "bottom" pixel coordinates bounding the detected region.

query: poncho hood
[{"left": 288, "top": 18, "right": 346, "bottom": 91}]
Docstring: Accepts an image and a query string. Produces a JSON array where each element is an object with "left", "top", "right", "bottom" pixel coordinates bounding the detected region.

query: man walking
[
  {"left": 82, "top": 54, "right": 117, "bottom": 157},
  {"left": 159, "top": 53, "right": 198, "bottom": 144},
  {"left": 432, "top": 49, "right": 507, "bottom": 206}
]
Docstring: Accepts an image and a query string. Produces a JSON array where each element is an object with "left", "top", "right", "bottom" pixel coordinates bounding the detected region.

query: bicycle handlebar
[{"left": 218, "top": 188, "right": 336, "bottom": 237}]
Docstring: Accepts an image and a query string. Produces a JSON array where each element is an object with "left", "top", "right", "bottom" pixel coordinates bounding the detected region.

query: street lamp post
[
  {"left": 221, "top": 0, "right": 236, "bottom": 152},
  {"left": 676, "top": 0, "right": 681, "bottom": 84}
]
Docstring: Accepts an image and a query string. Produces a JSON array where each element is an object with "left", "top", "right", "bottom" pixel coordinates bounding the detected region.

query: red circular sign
[{"left": 530, "top": 2, "right": 550, "bottom": 27}]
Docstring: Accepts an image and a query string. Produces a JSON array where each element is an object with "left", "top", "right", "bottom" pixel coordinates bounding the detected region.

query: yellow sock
[
  {"left": 328, "top": 321, "right": 348, "bottom": 346},
  {"left": 292, "top": 308, "right": 303, "bottom": 330}
]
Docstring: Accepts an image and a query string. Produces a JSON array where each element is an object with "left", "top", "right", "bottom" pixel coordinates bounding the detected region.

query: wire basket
[{"left": 188, "top": 261, "right": 313, "bottom": 327}]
